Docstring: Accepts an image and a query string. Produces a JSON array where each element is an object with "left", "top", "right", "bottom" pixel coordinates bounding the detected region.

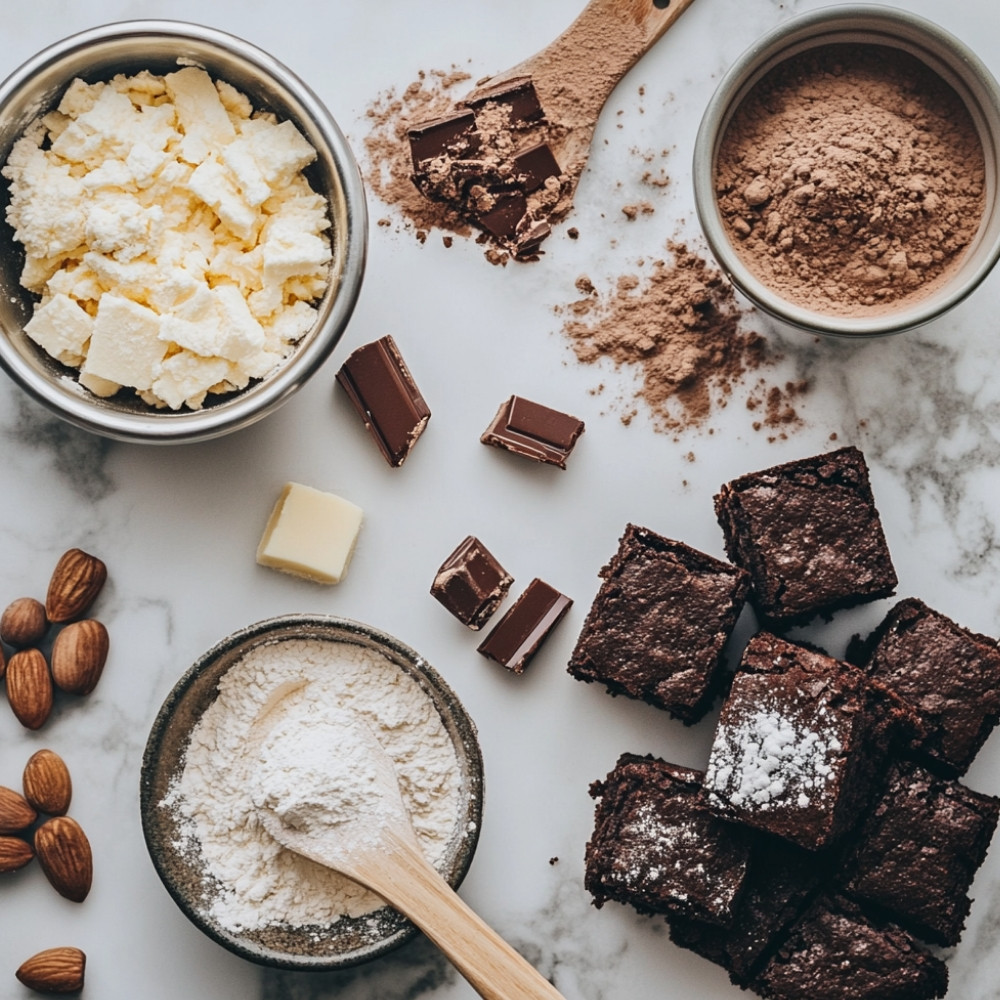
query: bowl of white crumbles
[{"left": 0, "top": 20, "right": 367, "bottom": 443}]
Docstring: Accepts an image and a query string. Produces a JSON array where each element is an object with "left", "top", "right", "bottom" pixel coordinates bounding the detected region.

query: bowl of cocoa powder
[{"left": 693, "top": 5, "right": 1000, "bottom": 337}]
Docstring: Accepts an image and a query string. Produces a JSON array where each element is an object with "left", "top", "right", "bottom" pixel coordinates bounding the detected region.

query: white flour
[{"left": 161, "top": 637, "right": 463, "bottom": 932}]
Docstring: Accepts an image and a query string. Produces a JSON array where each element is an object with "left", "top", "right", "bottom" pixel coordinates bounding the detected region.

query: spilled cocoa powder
[
  {"left": 715, "top": 44, "right": 985, "bottom": 315},
  {"left": 363, "top": 68, "right": 475, "bottom": 243},
  {"left": 560, "top": 243, "right": 807, "bottom": 437}
]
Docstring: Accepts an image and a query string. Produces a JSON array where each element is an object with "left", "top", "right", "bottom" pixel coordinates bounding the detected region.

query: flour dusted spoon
[
  {"left": 409, "top": 0, "right": 699, "bottom": 256},
  {"left": 247, "top": 698, "right": 566, "bottom": 1000}
]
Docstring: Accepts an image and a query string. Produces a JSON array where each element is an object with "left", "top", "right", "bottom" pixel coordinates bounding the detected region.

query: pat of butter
[{"left": 256, "top": 482, "right": 363, "bottom": 585}]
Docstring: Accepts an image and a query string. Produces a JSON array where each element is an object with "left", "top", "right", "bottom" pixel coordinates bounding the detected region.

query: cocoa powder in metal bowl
[{"left": 714, "top": 43, "right": 985, "bottom": 316}]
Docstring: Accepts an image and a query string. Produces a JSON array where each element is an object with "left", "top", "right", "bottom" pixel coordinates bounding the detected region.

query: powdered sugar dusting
[{"left": 705, "top": 701, "right": 844, "bottom": 813}]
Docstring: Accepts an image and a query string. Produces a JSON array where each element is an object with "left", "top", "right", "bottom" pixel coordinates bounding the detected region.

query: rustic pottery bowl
[
  {"left": 693, "top": 4, "right": 1000, "bottom": 338},
  {"left": 0, "top": 21, "right": 367, "bottom": 442},
  {"left": 140, "top": 615, "right": 483, "bottom": 970}
]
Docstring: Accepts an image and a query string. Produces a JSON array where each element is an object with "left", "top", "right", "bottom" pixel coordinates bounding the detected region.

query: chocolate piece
[
  {"left": 568, "top": 524, "right": 749, "bottom": 723},
  {"left": 512, "top": 142, "right": 561, "bottom": 193},
  {"left": 586, "top": 754, "right": 751, "bottom": 925},
  {"left": 714, "top": 446, "right": 897, "bottom": 627},
  {"left": 336, "top": 335, "right": 431, "bottom": 467},
  {"left": 430, "top": 536, "right": 513, "bottom": 630},
  {"left": 752, "top": 895, "right": 948, "bottom": 1000},
  {"left": 513, "top": 220, "right": 552, "bottom": 258},
  {"left": 462, "top": 75, "right": 543, "bottom": 125},
  {"left": 841, "top": 760, "right": 1000, "bottom": 946},
  {"left": 477, "top": 192, "right": 528, "bottom": 240},
  {"left": 705, "top": 632, "right": 897, "bottom": 851},
  {"left": 848, "top": 597, "right": 1000, "bottom": 775},
  {"left": 477, "top": 578, "right": 572, "bottom": 673},
  {"left": 408, "top": 110, "right": 479, "bottom": 166},
  {"left": 480, "top": 395, "right": 584, "bottom": 469}
]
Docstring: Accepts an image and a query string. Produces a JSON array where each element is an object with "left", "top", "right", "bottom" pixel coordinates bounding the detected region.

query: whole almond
[
  {"left": 34, "top": 816, "right": 92, "bottom": 902},
  {"left": 0, "top": 785, "right": 37, "bottom": 833},
  {"left": 1, "top": 596, "right": 48, "bottom": 648},
  {"left": 15, "top": 946, "right": 86, "bottom": 994},
  {"left": 50, "top": 620, "right": 109, "bottom": 696},
  {"left": 0, "top": 835, "right": 34, "bottom": 873},
  {"left": 6, "top": 648, "right": 53, "bottom": 730},
  {"left": 23, "top": 750, "right": 72, "bottom": 816},
  {"left": 45, "top": 548, "right": 107, "bottom": 624}
]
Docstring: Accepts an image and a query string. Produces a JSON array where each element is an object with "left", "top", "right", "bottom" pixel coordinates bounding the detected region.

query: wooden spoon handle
[
  {"left": 368, "top": 837, "right": 565, "bottom": 1000},
  {"left": 537, "top": 0, "right": 700, "bottom": 115}
]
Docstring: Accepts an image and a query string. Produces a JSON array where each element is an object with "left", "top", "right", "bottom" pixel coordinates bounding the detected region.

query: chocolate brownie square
[
  {"left": 848, "top": 598, "right": 1000, "bottom": 775},
  {"left": 841, "top": 760, "right": 1000, "bottom": 946},
  {"left": 568, "top": 524, "right": 750, "bottom": 723},
  {"left": 705, "top": 632, "right": 900, "bottom": 851},
  {"left": 669, "top": 833, "right": 828, "bottom": 985},
  {"left": 585, "top": 754, "right": 751, "bottom": 926},
  {"left": 714, "top": 447, "right": 897, "bottom": 627},
  {"left": 752, "top": 895, "right": 948, "bottom": 1000}
]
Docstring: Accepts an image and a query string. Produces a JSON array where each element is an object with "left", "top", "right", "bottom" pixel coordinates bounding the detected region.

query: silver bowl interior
[
  {"left": 139, "top": 615, "right": 483, "bottom": 971},
  {"left": 0, "top": 20, "right": 367, "bottom": 442},
  {"left": 693, "top": 4, "right": 1000, "bottom": 338}
]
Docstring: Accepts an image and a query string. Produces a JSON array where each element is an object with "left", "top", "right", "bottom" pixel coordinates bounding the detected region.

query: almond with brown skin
[
  {"left": 45, "top": 548, "right": 107, "bottom": 624},
  {"left": 50, "top": 620, "right": 109, "bottom": 696},
  {"left": 1, "top": 596, "right": 48, "bottom": 648},
  {"left": 0, "top": 835, "right": 34, "bottom": 873},
  {"left": 0, "top": 785, "right": 38, "bottom": 833},
  {"left": 23, "top": 749, "right": 72, "bottom": 816},
  {"left": 6, "top": 648, "right": 53, "bottom": 730},
  {"left": 34, "top": 816, "right": 92, "bottom": 902},
  {"left": 15, "top": 947, "right": 86, "bottom": 994}
]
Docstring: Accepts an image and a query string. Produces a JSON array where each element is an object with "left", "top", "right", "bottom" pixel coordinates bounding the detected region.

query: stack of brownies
[{"left": 571, "top": 447, "right": 1000, "bottom": 1000}]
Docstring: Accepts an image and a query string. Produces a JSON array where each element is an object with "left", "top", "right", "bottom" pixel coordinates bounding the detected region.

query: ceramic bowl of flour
[
  {"left": 693, "top": 5, "right": 1000, "bottom": 338},
  {"left": 0, "top": 21, "right": 366, "bottom": 443},
  {"left": 140, "top": 615, "right": 483, "bottom": 970}
]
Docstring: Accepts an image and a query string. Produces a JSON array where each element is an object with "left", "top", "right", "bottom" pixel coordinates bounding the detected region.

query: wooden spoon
[
  {"left": 248, "top": 699, "right": 566, "bottom": 1000},
  {"left": 465, "top": 0, "right": 699, "bottom": 218}
]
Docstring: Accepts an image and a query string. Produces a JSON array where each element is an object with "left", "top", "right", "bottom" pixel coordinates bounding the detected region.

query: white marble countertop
[{"left": 3, "top": 1, "right": 1000, "bottom": 998}]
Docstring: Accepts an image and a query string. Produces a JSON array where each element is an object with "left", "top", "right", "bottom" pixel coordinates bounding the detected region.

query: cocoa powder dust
[
  {"left": 560, "top": 243, "right": 807, "bottom": 438},
  {"left": 715, "top": 44, "right": 985, "bottom": 315}
]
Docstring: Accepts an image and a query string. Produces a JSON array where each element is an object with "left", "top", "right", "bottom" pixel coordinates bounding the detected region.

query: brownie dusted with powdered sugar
[
  {"left": 704, "top": 632, "right": 905, "bottom": 851},
  {"left": 584, "top": 754, "right": 751, "bottom": 926}
]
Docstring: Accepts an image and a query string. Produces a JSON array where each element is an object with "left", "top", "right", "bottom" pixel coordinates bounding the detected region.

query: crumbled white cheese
[{"left": 2, "top": 67, "right": 331, "bottom": 410}]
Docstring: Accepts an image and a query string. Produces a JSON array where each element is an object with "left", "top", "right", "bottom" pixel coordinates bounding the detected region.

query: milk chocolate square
[
  {"left": 430, "top": 536, "right": 513, "bottom": 629},
  {"left": 477, "top": 578, "right": 572, "bottom": 673},
  {"left": 336, "top": 335, "right": 430, "bottom": 467},
  {"left": 481, "top": 395, "right": 585, "bottom": 469}
]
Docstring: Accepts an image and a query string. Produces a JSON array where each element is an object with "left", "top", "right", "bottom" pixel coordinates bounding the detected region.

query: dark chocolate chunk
[
  {"left": 408, "top": 110, "right": 479, "bottom": 166},
  {"left": 335, "top": 335, "right": 431, "bottom": 467},
  {"left": 430, "top": 536, "right": 513, "bottom": 630},
  {"left": 462, "top": 75, "right": 543, "bottom": 125},
  {"left": 480, "top": 395, "right": 584, "bottom": 469},
  {"left": 514, "top": 220, "right": 552, "bottom": 258},
  {"left": 512, "top": 142, "right": 561, "bottom": 193},
  {"left": 477, "top": 192, "right": 528, "bottom": 240},
  {"left": 477, "top": 578, "right": 572, "bottom": 673}
]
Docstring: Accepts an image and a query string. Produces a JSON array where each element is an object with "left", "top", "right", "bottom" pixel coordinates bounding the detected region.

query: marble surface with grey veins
[{"left": 2, "top": 0, "right": 1000, "bottom": 998}]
